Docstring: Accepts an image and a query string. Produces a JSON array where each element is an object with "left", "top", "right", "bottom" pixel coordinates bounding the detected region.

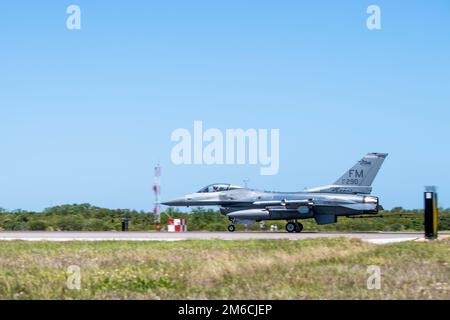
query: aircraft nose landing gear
[
  {"left": 286, "top": 221, "right": 303, "bottom": 233},
  {"left": 227, "top": 225, "right": 236, "bottom": 232}
]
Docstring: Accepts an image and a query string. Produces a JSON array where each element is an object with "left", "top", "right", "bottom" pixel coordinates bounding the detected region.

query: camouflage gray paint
[{"left": 163, "top": 153, "right": 388, "bottom": 232}]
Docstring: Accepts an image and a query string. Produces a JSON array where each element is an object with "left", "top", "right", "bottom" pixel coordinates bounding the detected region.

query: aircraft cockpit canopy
[{"left": 197, "top": 184, "right": 243, "bottom": 193}]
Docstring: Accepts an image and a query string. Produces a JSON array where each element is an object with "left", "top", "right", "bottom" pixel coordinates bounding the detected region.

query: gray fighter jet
[{"left": 162, "top": 153, "right": 388, "bottom": 232}]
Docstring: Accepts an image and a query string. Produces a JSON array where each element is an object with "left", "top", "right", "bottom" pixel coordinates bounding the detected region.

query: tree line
[{"left": 0, "top": 204, "right": 449, "bottom": 232}]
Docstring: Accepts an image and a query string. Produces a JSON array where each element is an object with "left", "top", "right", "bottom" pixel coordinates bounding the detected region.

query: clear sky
[{"left": 1, "top": 1, "right": 449, "bottom": 211}]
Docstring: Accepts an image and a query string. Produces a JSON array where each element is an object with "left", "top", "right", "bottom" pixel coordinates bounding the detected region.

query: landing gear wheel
[
  {"left": 227, "top": 225, "right": 236, "bottom": 232},
  {"left": 285, "top": 222, "right": 296, "bottom": 233},
  {"left": 294, "top": 223, "right": 304, "bottom": 233}
]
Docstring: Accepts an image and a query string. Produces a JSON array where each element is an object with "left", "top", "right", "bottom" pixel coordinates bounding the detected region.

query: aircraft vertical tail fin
[{"left": 334, "top": 153, "right": 388, "bottom": 187}]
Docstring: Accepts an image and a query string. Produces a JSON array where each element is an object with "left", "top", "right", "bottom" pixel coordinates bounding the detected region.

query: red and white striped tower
[{"left": 152, "top": 163, "right": 162, "bottom": 230}]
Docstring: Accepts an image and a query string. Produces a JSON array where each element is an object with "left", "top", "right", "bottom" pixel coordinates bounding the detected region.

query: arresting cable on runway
[{"left": 348, "top": 187, "right": 441, "bottom": 240}]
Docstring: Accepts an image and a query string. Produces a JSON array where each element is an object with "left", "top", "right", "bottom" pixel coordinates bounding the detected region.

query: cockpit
[{"left": 197, "top": 183, "right": 243, "bottom": 193}]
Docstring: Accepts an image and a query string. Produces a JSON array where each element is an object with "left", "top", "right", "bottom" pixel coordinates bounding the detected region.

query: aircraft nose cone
[
  {"left": 161, "top": 196, "right": 186, "bottom": 206},
  {"left": 161, "top": 199, "right": 176, "bottom": 206}
]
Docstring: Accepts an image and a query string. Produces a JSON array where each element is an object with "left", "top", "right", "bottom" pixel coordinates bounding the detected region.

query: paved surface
[{"left": 0, "top": 231, "right": 443, "bottom": 244}]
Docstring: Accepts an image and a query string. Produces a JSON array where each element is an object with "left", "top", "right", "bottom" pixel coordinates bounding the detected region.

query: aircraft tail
[
  {"left": 334, "top": 153, "right": 388, "bottom": 187},
  {"left": 306, "top": 152, "right": 388, "bottom": 194}
]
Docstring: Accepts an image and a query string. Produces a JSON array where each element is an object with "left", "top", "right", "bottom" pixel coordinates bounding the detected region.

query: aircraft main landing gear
[
  {"left": 286, "top": 222, "right": 303, "bottom": 233},
  {"left": 227, "top": 225, "right": 236, "bottom": 232},
  {"left": 286, "top": 222, "right": 296, "bottom": 233}
]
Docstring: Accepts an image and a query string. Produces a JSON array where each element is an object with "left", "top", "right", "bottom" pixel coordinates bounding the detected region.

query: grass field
[{"left": 0, "top": 238, "right": 449, "bottom": 300}]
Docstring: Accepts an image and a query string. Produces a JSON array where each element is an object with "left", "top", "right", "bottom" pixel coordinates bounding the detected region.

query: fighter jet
[{"left": 162, "top": 153, "right": 388, "bottom": 233}]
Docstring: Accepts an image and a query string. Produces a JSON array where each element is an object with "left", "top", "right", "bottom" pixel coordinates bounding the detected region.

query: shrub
[
  {"left": 83, "top": 219, "right": 111, "bottom": 231},
  {"left": 56, "top": 217, "right": 84, "bottom": 231},
  {"left": 28, "top": 220, "right": 48, "bottom": 231}
]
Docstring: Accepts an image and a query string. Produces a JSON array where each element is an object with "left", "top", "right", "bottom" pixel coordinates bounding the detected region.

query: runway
[{"left": 0, "top": 231, "right": 441, "bottom": 244}]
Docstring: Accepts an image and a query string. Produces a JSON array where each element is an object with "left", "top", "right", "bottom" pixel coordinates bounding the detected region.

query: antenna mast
[{"left": 152, "top": 163, "right": 162, "bottom": 230}]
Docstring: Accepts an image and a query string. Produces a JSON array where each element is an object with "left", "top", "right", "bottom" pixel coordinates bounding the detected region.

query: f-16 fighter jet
[{"left": 162, "top": 153, "right": 388, "bottom": 232}]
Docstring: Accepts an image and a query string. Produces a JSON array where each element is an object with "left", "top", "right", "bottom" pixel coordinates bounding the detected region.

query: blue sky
[{"left": 1, "top": 1, "right": 449, "bottom": 211}]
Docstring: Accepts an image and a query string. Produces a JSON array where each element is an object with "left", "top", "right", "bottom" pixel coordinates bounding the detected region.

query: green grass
[{"left": 0, "top": 238, "right": 449, "bottom": 300}]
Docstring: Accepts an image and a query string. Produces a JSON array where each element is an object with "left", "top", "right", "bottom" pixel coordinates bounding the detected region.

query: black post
[
  {"left": 121, "top": 218, "right": 129, "bottom": 232},
  {"left": 424, "top": 188, "right": 438, "bottom": 240}
]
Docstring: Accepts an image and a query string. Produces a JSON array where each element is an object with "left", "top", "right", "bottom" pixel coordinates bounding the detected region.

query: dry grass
[{"left": 0, "top": 238, "right": 449, "bottom": 300}]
